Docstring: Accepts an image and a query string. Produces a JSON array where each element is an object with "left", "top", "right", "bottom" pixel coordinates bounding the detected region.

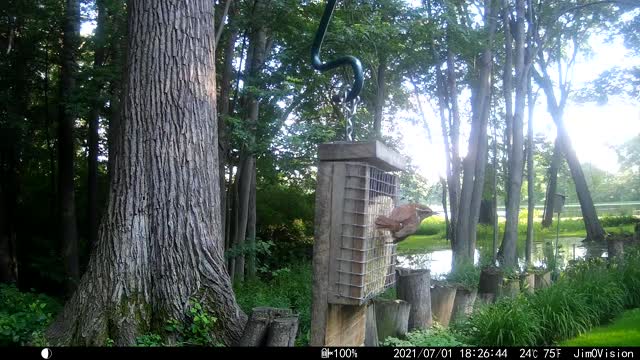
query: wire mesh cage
[{"left": 333, "top": 162, "right": 399, "bottom": 305}]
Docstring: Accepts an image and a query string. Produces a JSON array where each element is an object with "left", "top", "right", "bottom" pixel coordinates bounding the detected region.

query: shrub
[
  {"left": 234, "top": 262, "right": 312, "bottom": 346},
  {"left": 382, "top": 324, "right": 467, "bottom": 347},
  {"left": 464, "top": 297, "right": 542, "bottom": 346},
  {"left": 599, "top": 216, "right": 638, "bottom": 228},
  {"left": 415, "top": 217, "right": 445, "bottom": 236},
  {"left": 446, "top": 262, "right": 480, "bottom": 290},
  {"left": 0, "top": 284, "right": 60, "bottom": 346}
]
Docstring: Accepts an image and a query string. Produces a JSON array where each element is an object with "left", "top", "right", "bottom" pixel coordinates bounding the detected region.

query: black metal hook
[{"left": 311, "top": 0, "right": 364, "bottom": 103}]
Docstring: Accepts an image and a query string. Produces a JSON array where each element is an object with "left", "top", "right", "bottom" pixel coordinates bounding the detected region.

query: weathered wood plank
[{"left": 318, "top": 141, "right": 406, "bottom": 172}]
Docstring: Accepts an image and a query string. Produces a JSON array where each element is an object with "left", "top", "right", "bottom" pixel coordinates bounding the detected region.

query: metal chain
[{"left": 341, "top": 89, "right": 359, "bottom": 141}]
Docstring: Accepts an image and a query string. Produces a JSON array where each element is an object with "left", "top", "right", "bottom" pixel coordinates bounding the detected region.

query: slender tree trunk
[
  {"left": 88, "top": 0, "right": 108, "bottom": 251},
  {"left": 454, "top": 0, "right": 496, "bottom": 267},
  {"left": 58, "top": 0, "right": 81, "bottom": 293},
  {"left": 373, "top": 57, "right": 386, "bottom": 138},
  {"left": 46, "top": 0, "right": 246, "bottom": 345},
  {"left": 525, "top": 76, "right": 535, "bottom": 266},
  {"left": 542, "top": 140, "right": 560, "bottom": 228},
  {"left": 246, "top": 167, "right": 257, "bottom": 279},
  {"left": 218, "top": 7, "right": 237, "bottom": 251},
  {"left": 234, "top": 155, "right": 253, "bottom": 282},
  {"left": 502, "top": 0, "right": 527, "bottom": 269},
  {"left": 534, "top": 69, "right": 606, "bottom": 242}
]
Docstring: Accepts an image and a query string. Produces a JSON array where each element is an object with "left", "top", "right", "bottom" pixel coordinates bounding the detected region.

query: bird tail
[{"left": 375, "top": 215, "right": 400, "bottom": 231}]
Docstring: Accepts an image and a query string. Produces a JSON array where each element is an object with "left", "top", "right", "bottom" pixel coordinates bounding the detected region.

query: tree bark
[
  {"left": 454, "top": 0, "right": 496, "bottom": 266},
  {"left": 396, "top": 269, "right": 432, "bottom": 331},
  {"left": 525, "top": 76, "right": 535, "bottom": 266},
  {"left": 58, "top": 0, "right": 81, "bottom": 293},
  {"left": 502, "top": 0, "right": 528, "bottom": 269},
  {"left": 534, "top": 68, "right": 606, "bottom": 242},
  {"left": 246, "top": 166, "right": 257, "bottom": 279},
  {"left": 373, "top": 57, "right": 386, "bottom": 138},
  {"left": 88, "top": 0, "right": 108, "bottom": 251},
  {"left": 46, "top": 0, "right": 246, "bottom": 345},
  {"left": 542, "top": 140, "right": 561, "bottom": 228}
]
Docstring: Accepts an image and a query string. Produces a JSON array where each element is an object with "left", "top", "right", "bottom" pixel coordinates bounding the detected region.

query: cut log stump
[
  {"left": 396, "top": 268, "right": 432, "bottom": 330},
  {"left": 373, "top": 299, "right": 410, "bottom": 343},
  {"left": 478, "top": 267, "right": 503, "bottom": 303},
  {"left": 501, "top": 278, "right": 520, "bottom": 298},
  {"left": 450, "top": 287, "right": 477, "bottom": 324},
  {"left": 430, "top": 282, "right": 456, "bottom": 327},
  {"left": 266, "top": 315, "right": 299, "bottom": 347},
  {"left": 238, "top": 307, "right": 294, "bottom": 346},
  {"left": 534, "top": 271, "right": 551, "bottom": 290},
  {"left": 520, "top": 273, "right": 536, "bottom": 295}
]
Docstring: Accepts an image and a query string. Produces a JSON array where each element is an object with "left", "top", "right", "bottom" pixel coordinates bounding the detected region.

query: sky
[{"left": 390, "top": 33, "right": 640, "bottom": 183}]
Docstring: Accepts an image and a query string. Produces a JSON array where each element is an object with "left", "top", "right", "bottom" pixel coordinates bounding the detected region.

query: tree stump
[
  {"left": 266, "top": 315, "right": 299, "bottom": 347},
  {"left": 373, "top": 299, "right": 410, "bottom": 343},
  {"left": 535, "top": 271, "right": 551, "bottom": 290},
  {"left": 450, "top": 287, "right": 477, "bottom": 324},
  {"left": 365, "top": 301, "right": 379, "bottom": 347},
  {"left": 238, "top": 307, "right": 293, "bottom": 346},
  {"left": 501, "top": 278, "right": 520, "bottom": 298},
  {"left": 430, "top": 282, "right": 457, "bottom": 327},
  {"left": 520, "top": 273, "right": 536, "bottom": 294},
  {"left": 478, "top": 267, "right": 503, "bottom": 303},
  {"left": 396, "top": 268, "right": 432, "bottom": 330},
  {"left": 607, "top": 238, "right": 625, "bottom": 260}
]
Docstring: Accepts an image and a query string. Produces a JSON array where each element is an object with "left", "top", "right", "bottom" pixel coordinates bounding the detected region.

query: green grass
[
  {"left": 561, "top": 309, "right": 640, "bottom": 346},
  {"left": 397, "top": 216, "right": 637, "bottom": 255}
]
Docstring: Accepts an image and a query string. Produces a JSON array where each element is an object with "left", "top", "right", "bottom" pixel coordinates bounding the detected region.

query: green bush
[
  {"left": 382, "top": 324, "right": 467, "bottom": 347},
  {"left": 599, "top": 216, "right": 638, "bottom": 228},
  {"left": 464, "top": 297, "right": 542, "bottom": 346},
  {"left": 415, "top": 217, "right": 445, "bottom": 236},
  {"left": 465, "top": 247, "right": 640, "bottom": 346},
  {"left": 234, "top": 262, "right": 312, "bottom": 346},
  {"left": 0, "top": 284, "right": 60, "bottom": 346}
]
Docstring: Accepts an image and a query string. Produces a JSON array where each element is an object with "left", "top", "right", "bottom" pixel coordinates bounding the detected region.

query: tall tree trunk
[
  {"left": 219, "top": 8, "right": 238, "bottom": 251},
  {"left": 502, "top": 0, "right": 527, "bottom": 269},
  {"left": 373, "top": 57, "right": 386, "bottom": 138},
  {"left": 88, "top": 0, "right": 108, "bottom": 251},
  {"left": 541, "top": 140, "right": 560, "bottom": 228},
  {"left": 246, "top": 167, "right": 257, "bottom": 279},
  {"left": 453, "top": 0, "right": 496, "bottom": 267},
  {"left": 525, "top": 76, "right": 535, "bottom": 266},
  {"left": 46, "top": 0, "right": 246, "bottom": 345},
  {"left": 534, "top": 69, "right": 606, "bottom": 242},
  {"left": 58, "top": 0, "right": 81, "bottom": 293},
  {"left": 233, "top": 7, "right": 266, "bottom": 282}
]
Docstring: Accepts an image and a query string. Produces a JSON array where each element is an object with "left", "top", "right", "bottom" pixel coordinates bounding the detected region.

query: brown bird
[{"left": 375, "top": 203, "right": 436, "bottom": 243}]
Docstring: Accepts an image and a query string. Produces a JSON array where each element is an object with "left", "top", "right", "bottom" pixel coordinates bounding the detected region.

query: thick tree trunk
[
  {"left": 88, "top": 0, "right": 108, "bottom": 251},
  {"left": 541, "top": 140, "right": 561, "bottom": 228},
  {"left": 502, "top": 0, "right": 527, "bottom": 269},
  {"left": 46, "top": 0, "right": 246, "bottom": 345},
  {"left": 58, "top": 0, "right": 81, "bottom": 293},
  {"left": 373, "top": 57, "right": 386, "bottom": 138}
]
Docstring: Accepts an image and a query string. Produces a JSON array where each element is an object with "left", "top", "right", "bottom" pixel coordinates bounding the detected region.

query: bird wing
[
  {"left": 389, "top": 205, "right": 417, "bottom": 223},
  {"left": 375, "top": 215, "right": 402, "bottom": 232}
]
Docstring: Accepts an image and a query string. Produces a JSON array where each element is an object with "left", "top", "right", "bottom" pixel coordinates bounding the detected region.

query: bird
[{"left": 375, "top": 203, "right": 436, "bottom": 243}]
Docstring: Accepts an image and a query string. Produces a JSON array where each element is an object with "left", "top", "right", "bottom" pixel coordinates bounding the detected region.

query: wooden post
[
  {"left": 310, "top": 141, "right": 406, "bottom": 346},
  {"left": 266, "top": 315, "right": 299, "bottom": 347},
  {"left": 535, "top": 271, "right": 551, "bottom": 290},
  {"left": 478, "top": 267, "right": 503, "bottom": 303},
  {"left": 607, "top": 237, "right": 624, "bottom": 260},
  {"left": 373, "top": 299, "right": 410, "bottom": 343},
  {"left": 521, "top": 273, "right": 536, "bottom": 294},
  {"left": 365, "top": 302, "right": 379, "bottom": 346},
  {"left": 430, "top": 282, "right": 457, "bottom": 327},
  {"left": 396, "top": 268, "right": 432, "bottom": 330},
  {"left": 450, "top": 287, "right": 477, "bottom": 323}
]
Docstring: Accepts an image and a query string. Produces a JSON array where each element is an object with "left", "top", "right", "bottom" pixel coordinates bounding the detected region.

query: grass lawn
[{"left": 560, "top": 308, "right": 640, "bottom": 346}]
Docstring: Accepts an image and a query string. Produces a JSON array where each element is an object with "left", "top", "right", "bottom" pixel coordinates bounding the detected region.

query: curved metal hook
[{"left": 311, "top": 0, "right": 364, "bottom": 103}]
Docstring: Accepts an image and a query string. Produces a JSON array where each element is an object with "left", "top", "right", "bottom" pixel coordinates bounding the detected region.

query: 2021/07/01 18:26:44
[{"left": 392, "top": 348, "right": 509, "bottom": 359}]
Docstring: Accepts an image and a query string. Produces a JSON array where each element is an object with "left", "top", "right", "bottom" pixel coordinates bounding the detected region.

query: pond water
[{"left": 396, "top": 237, "right": 608, "bottom": 278}]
